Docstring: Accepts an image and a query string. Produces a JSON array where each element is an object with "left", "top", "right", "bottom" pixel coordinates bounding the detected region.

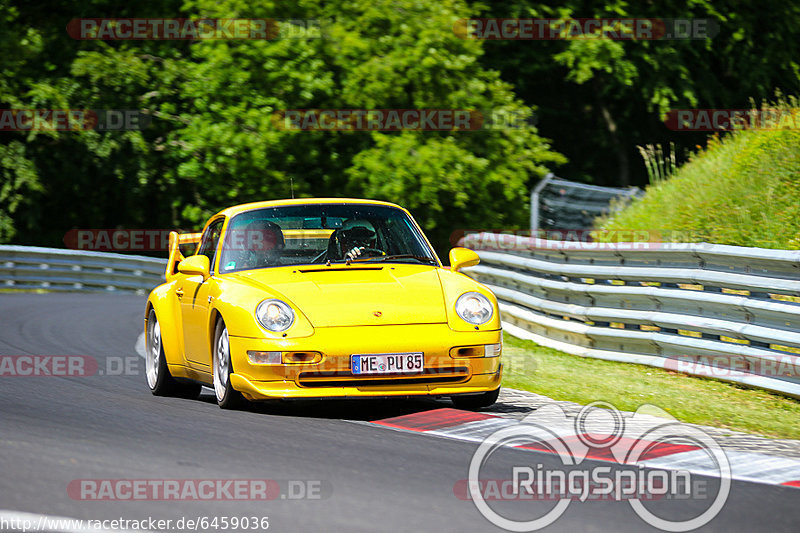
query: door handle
[{"left": 175, "top": 288, "right": 184, "bottom": 299}]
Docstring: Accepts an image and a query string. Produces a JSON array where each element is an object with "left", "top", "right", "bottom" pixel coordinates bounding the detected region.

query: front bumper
[{"left": 227, "top": 323, "right": 502, "bottom": 400}]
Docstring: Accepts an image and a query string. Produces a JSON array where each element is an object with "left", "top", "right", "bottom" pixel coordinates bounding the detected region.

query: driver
[{"left": 331, "top": 219, "right": 383, "bottom": 261}]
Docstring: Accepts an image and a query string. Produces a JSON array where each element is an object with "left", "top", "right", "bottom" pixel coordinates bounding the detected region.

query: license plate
[{"left": 351, "top": 353, "right": 424, "bottom": 375}]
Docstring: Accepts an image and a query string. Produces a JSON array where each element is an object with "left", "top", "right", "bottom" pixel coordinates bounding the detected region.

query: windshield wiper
[
  {"left": 339, "top": 254, "right": 436, "bottom": 265},
  {"left": 377, "top": 254, "right": 437, "bottom": 264}
]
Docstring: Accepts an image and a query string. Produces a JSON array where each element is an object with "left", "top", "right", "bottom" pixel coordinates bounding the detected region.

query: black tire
[
  {"left": 213, "top": 319, "right": 247, "bottom": 410},
  {"left": 145, "top": 309, "right": 202, "bottom": 399},
  {"left": 452, "top": 388, "right": 500, "bottom": 410}
]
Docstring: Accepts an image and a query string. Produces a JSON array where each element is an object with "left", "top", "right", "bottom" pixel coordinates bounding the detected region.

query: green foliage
[
  {"left": 472, "top": 0, "right": 800, "bottom": 185},
  {"left": 0, "top": 141, "right": 41, "bottom": 241},
  {"left": 3, "top": 0, "right": 800, "bottom": 251},
  {"left": 0, "top": 2, "right": 45, "bottom": 241},
  {"left": 0, "top": 0, "right": 562, "bottom": 253},
  {"left": 602, "top": 97, "right": 800, "bottom": 249}
]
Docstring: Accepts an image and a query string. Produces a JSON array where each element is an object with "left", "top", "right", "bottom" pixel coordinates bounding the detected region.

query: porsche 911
[{"left": 144, "top": 198, "right": 502, "bottom": 409}]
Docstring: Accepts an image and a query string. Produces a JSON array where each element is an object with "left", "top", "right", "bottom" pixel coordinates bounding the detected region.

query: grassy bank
[{"left": 601, "top": 98, "right": 800, "bottom": 249}]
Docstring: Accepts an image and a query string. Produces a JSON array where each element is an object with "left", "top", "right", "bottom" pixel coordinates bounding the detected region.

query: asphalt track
[{"left": 0, "top": 293, "right": 797, "bottom": 532}]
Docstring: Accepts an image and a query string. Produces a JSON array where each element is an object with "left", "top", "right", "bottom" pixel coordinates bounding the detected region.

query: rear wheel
[
  {"left": 146, "top": 309, "right": 201, "bottom": 399},
  {"left": 452, "top": 388, "right": 500, "bottom": 410},
  {"left": 213, "top": 319, "right": 246, "bottom": 409}
]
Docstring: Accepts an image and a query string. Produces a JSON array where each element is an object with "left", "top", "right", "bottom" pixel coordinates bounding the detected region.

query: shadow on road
[{"left": 193, "top": 389, "right": 452, "bottom": 421}]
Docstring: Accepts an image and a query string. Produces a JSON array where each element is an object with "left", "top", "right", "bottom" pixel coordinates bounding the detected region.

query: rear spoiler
[{"left": 165, "top": 230, "right": 202, "bottom": 281}]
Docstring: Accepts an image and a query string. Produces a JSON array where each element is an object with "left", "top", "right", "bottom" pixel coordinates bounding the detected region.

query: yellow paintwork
[
  {"left": 449, "top": 247, "right": 480, "bottom": 272},
  {"left": 283, "top": 228, "right": 334, "bottom": 240},
  {"left": 145, "top": 198, "right": 502, "bottom": 401},
  {"left": 165, "top": 231, "right": 202, "bottom": 280},
  {"left": 176, "top": 254, "right": 210, "bottom": 278}
]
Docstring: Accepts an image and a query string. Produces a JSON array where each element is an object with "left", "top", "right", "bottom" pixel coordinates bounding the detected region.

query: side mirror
[
  {"left": 449, "top": 247, "right": 480, "bottom": 272},
  {"left": 178, "top": 255, "right": 210, "bottom": 279}
]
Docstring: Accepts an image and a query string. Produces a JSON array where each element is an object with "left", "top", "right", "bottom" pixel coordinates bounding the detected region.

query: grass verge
[
  {"left": 0, "top": 288, "right": 48, "bottom": 293},
  {"left": 501, "top": 334, "right": 800, "bottom": 440}
]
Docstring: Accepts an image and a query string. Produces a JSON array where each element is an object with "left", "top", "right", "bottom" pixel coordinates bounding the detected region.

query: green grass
[
  {"left": 0, "top": 288, "right": 48, "bottom": 293},
  {"left": 501, "top": 334, "right": 800, "bottom": 440},
  {"left": 600, "top": 97, "right": 800, "bottom": 249}
]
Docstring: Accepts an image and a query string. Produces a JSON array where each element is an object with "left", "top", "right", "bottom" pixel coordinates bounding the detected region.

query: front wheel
[
  {"left": 145, "top": 309, "right": 201, "bottom": 399},
  {"left": 213, "top": 319, "right": 246, "bottom": 409},
  {"left": 452, "top": 388, "right": 500, "bottom": 410}
]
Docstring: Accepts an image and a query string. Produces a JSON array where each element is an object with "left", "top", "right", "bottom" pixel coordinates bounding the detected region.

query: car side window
[{"left": 197, "top": 218, "right": 224, "bottom": 270}]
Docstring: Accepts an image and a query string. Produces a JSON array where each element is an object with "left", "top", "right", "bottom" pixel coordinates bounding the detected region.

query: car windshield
[{"left": 217, "top": 203, "right": 437, "bottom": 272}]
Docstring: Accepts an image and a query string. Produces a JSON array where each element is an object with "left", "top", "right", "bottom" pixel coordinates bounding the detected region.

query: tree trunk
[{"left": 593, "top": 79, "right": 630, "bottom": 186}]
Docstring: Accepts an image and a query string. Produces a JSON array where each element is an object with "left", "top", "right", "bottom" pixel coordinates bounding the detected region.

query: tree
[
  {"left": 471, "top": 0, "right": 800, "bottom": 185},
  {"left": 2, "top": 0, "right": 564, "bottom": 254}
]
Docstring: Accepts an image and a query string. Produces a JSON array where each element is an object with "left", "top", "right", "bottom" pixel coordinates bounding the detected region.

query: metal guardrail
[
  {"left": 0, "top": 245, "right": 166, "bottom": 294},
  {"left": 530, "top": 173, "right": 643, "bottom": 231},
  {"left": 460, "top": 232, "right": 800, "bottom": 398},
  {"left": 4, "top": 241, "right": 800, "bottom": 397}
]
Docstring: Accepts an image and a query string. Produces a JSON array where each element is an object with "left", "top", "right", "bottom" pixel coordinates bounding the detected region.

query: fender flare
[{"left": 145, "top": 283, "right": 186, "bottom": 371}]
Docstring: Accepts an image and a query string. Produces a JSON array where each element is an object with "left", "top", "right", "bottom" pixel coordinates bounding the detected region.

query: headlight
[
  {"left": 455, "top": 292, "right": 493, "bottom": 325},
  {"left": 256, "top": 299, "right": 295, "bottom": 332}
]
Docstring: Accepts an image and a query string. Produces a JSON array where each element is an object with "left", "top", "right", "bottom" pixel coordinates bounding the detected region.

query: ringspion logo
[{"left": 466, "top": 402, "right": 730, "bottom": 531}]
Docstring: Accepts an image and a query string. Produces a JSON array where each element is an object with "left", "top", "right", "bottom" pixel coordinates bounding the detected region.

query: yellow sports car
[{"left": 144, "top": 198, "right": 502, "bottom": 409}]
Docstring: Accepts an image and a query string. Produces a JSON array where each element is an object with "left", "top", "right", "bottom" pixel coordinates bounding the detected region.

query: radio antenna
[{"left": 290, "top": 177, "right": 295, "bottom": 199}]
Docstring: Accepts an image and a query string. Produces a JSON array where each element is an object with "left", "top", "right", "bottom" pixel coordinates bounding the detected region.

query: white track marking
[
  {"left": 371, "top": 413, "right": 800, "bottom": 489},
  {"left": 135, "top": 331, "right": 146, "bottom": 359}
]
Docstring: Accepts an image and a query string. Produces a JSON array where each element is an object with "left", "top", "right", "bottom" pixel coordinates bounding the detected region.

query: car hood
[{"left": 227, "top": 265, "right": 447, "bottom": 327}]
